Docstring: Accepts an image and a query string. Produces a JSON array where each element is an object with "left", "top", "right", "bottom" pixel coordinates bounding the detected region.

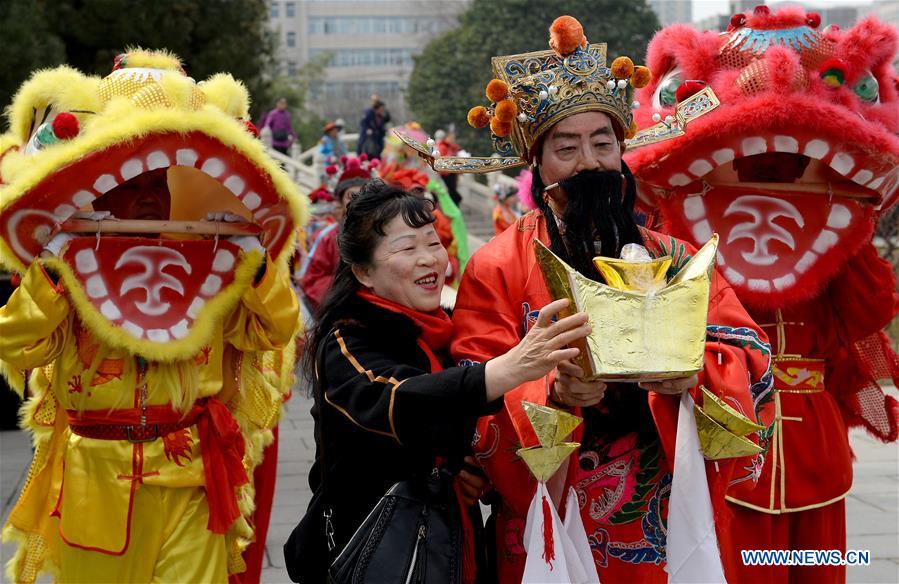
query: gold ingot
[
  {"left": 522, "top": 401, "right": 582, "bottom": 447},
  {"left": 593, "top": 256, "right": 671, "bottom": 293},
  {"left": 534, "top": 235, "right": 719, "bottom": 381},
  {"left": 517, "top": 443, "right": 579, "bottom": 482},
  {"left": 694, "top": 405, "right": 762, "bottom": 460},
  {"left": 700, "top": 386, "right": 763, "bottom": 436}
]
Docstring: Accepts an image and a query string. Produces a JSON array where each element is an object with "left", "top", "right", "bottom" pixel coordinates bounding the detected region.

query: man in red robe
[{"left": 435, "top": 16, "right": 774, "bottom": 583}]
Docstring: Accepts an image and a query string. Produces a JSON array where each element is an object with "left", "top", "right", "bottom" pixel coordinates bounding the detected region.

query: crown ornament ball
[{"left": 473, "top": 16, "right": 651, "bottom": 163}]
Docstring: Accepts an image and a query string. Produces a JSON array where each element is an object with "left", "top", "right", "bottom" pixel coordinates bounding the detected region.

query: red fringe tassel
[{"left": 542, "top": 494, "right": 555, "bottom": 570}]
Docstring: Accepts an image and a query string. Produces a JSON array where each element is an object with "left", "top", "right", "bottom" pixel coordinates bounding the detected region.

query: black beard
[{"left": 535, "top": 166, "right": 643, "bottom": 281}]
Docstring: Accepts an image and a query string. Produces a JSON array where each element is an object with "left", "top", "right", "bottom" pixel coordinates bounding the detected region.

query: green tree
[
  {"left": 408, "top": 0, "right": 660, "bottom": 156},
  {"left": 0, "top": 0, "right": 275, "bottom": 131}
]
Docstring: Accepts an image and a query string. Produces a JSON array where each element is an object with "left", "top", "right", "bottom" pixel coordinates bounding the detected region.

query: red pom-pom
[
  {"left": 51, "top": 112, "right": 79, "bottom": 140},
  {"left": 369, "top": 159, "right": 380, "bottom": 168},
  {"left": 676, "top": 80, "right": 707, "bottom": 103},
  {"left": 340, "top": 154, "right": 348, "bottom": 164},
  {"left": 549, "top": 16, "right": 586, "bottom": 56},
  {"left": 730, "top": 14, "right": 746, "bottom": 28},
  {"left": 346, "top": 157, "right": 361, "bottom": 170},
  {"left": 359, "top": 153, "right": 368, "bottom": 161},
  {"left": 806, "top": 13, "right": 821, "bottom": 28},
  {"left": 325, "top": 165, "right": 338, "bottom": 175},
  {"left": 243, "top": 120, "right": 259, "bottom": 137},
  {"left": 753, "top": 5, "right": 770, "bottom": 16}
]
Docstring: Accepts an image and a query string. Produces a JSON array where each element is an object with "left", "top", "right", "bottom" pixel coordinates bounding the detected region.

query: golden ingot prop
[
  {"left": 535, "top": 235, "right": 719, "bottom": 381},
  {"left": 516, "top": 401, "right": 583, "bottom": 482},
  {"left": 522, "top": 402, "right": 583, "bottom": 447},
  {"left": 593, "top": 256, "right": 671, "bottom": 293},
  {"left": 694, "top": 387, "right": 763, "bottom": 460}
]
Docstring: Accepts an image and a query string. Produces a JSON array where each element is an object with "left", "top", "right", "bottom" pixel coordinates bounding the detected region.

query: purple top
[{"left": 263, "top": 108, "right": 296, "bottom": 148}]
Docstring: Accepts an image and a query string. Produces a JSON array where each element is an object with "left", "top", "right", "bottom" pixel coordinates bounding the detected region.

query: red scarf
[
  {"left": 356, "top": 288, "right": 453, "bottom": 372},
  {"left": 356, "top": 288, "right": 477, "bottom": 584}
]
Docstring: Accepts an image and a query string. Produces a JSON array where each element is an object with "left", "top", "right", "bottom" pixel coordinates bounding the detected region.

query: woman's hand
[
  {"left": 551, "top": 359, "right": 607, "bottom": 408},
  {"left": 637, "top": 374, "right": 698, "bottom": 395},
  {"left": 484, "top": 299, "right": 591, "bottom": 401},
  {"left": 455, "top": 456, "right": 491, "bottom": 507}
]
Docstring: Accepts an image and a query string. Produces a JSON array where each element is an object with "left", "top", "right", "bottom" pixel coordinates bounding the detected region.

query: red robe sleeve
[{"left": 300, "top": 227, "right": 339, "bottom": 309}]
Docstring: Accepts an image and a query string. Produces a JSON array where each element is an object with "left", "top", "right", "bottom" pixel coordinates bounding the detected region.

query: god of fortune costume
[
  {"left": 399, "top": 16, "right": 774, "bottom": 582},
  {"left": 0, "top": 51, "right": 305, "bottom": 582},
  {"left": 626, "top": 6, "right": 899, "bottom": 581}
]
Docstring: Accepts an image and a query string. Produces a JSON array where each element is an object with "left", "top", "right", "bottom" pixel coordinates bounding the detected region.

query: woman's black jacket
[{"left": 306, "top": 296, "right": 499, "bottom": 563}]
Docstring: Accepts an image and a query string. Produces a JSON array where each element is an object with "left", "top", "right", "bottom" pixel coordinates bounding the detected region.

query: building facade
[
  {"left": 648, "top": 0, "right": 693, "bottom": 26},
  {"left": 268, "top": 0, "right": 469, "bottom": 128}
]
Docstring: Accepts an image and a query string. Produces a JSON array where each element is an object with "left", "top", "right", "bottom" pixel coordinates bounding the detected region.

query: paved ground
[{"left": 2, "top": 388, "right": 897, "bottom": 583}]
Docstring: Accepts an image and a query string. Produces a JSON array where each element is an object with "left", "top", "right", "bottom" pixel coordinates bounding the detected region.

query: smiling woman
[{"left": 287, "top": 180, "right": 593, "bottom": 583}]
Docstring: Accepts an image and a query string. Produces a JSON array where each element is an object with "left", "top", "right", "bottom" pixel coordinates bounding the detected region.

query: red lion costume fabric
[{"left": 626, "top": 5, "right": 898, "bottom": 581}]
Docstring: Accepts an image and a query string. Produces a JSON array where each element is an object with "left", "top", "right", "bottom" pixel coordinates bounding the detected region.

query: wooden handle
[{"left": 60, "top": 219, "right": 261, "bottom": 236}]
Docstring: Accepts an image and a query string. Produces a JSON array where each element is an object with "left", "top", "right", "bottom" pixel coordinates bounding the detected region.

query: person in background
[
  {"left": 319, "top": 121, "right": 347, "bottom": 163},
  {"left": 262, "top": 97, "right": 296, "bottom": 156},
  {"left": 491, "top": 182, "right": 520, "bottom": 236},
  {"left": 357, "top": 99, "right": 390, "bottom": 159},
  {"left": 300, "top": 160, "right": 375, "bottom": 310},
  {"left": 437, "top": 127, "right": 463, "bottom": 206}
]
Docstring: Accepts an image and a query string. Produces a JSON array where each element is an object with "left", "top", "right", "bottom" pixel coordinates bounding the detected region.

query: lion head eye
[
  {"left": 653, "top": 68, "right": 684, "bottom": 108},
  {"left": 852, "top": 73, "right": 879, "bottom": 104}
]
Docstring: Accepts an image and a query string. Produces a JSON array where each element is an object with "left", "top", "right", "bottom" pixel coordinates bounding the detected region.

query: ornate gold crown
[{"left": 473, "top": 16, "right": 650, "bottom": 161}]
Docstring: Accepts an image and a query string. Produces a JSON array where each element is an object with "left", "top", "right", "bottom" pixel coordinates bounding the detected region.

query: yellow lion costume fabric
[{"left": 0, "top": 50, "right": 306, "bottom": 582}]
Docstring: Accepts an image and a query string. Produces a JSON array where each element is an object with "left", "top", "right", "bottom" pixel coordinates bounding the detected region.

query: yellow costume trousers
[{"left": 58, "top": 484, "right": 226, "bottom": 583}]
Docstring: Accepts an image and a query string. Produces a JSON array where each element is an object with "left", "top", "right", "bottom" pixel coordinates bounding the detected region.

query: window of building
[
  {"left": 270, "top": 1, "right": 279, "bottom": 18},
  {"left": 287, "top": 61, "right": 297, "bottom": 76},
  {"left": 286, "top": 2, "right": 295, "bottom": 17},
  {"left": 286, "top": 31, "right": 296, "bottom": 47},
  {"left": 307, "top": 16, "right": 451, "bottom": 36}
]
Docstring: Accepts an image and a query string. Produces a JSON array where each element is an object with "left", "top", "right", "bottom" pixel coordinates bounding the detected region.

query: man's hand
[
  {"left": 637, "top": 374, "right": 698, "bottom": 395},
  {"left": 551, "top": 359, "right": 607, "bottom": 407},
  {"left": 455, "top": 456, "right": 491, "bottom": 507}
]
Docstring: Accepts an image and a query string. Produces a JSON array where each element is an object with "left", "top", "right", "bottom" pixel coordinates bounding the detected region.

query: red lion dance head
[{"left": 626, "top": 5, "right": 898, "bottom": 308}]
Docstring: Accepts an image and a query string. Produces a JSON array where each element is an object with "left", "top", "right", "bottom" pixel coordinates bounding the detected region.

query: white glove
[
  {"left": 71, "top": 210, "right": 115, "bottom": 221},
  {"left": 205, "top": 211, "right": 245, "bottom": 223},
  {"left": 228, "top": 235, "right": 264, "bottom": 254},
  {"left": 42, "top": 232, "right": 75, "bottom": 257}
]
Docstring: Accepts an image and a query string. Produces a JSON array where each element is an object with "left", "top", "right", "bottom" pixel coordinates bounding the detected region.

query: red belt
[
  {"left": 772, "top": 358, "right": 825, "bottom": 392},
  {"left": 66, "top": 397, "right": 248, "bottom": 534}
]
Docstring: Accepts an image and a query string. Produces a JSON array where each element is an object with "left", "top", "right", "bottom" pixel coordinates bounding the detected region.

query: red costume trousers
[{"left": 726, "top": 499, "right": 845, "bottom": 583}]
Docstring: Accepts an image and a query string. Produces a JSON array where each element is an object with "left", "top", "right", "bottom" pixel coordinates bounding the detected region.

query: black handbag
[
  {"left": 328, "top": 467, "right": 462, "bottom": 583},
  {"left": 285, "top": 331, "right": 464, "bottom": 584}
]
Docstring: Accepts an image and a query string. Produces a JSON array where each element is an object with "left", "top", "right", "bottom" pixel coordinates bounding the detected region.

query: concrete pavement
[{"left": 2, "top": 389, "right": 897, "bottom": 583}]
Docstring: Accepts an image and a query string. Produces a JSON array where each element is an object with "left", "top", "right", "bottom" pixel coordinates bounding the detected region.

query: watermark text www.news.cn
[{"left": 742, "top": 549, "right": 871, "bottom": 566}]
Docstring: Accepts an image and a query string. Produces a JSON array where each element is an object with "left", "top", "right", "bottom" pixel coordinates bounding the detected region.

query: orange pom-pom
[
  {"left": 549, "top": 16, "right": 586, "bottom": 56},
  {"left": 486, "top": 79, "right": 510, "bottom": 103},
  {"left": 611, "top": 57, "right": 634, "bottom": 80},
  {"left": 467, "top": 105, "right": 490, "bottom": 129},
  {"left": 626, "top": 120, "right": 638, "bottom": 139},
  {"left": 490, "top": 116, "right": 513, "bottom": 137},
  {"left": 494, "top": 99, "right": 518, "bottom": 122},
  {"left": 630, "top": 66, "right": 652, "bottom": 89}
]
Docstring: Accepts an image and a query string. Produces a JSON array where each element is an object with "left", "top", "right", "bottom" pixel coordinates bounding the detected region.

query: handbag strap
[{"left": 314, "top": 329, "right": 337, "bottom": 553}]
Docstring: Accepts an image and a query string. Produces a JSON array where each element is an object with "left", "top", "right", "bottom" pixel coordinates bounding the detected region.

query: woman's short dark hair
[{"left": 304, "top": 180, "right": 435, "bottom": 374}]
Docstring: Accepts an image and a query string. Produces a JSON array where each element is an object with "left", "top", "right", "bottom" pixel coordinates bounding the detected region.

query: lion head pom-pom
[
  {"left": 494, "top": 99, "right": 518, "bottom": 123},
  {"left": 486, "top": 79, "right": 510, "bottom": 103},
  {"left": 611, "top": 57, "right": 635, "bottom": 80},
  {"left": 631, "top": 66, "right": 652, "bottom": 89},
  {"left": 549, "top": 16, "right": 586, "bottom": 56},
  {"left": 490, "top": 116, "right": 513, "bottom": 137},
  {"left": 467, "top": 106, "right": 490, "bottom": 128}
]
